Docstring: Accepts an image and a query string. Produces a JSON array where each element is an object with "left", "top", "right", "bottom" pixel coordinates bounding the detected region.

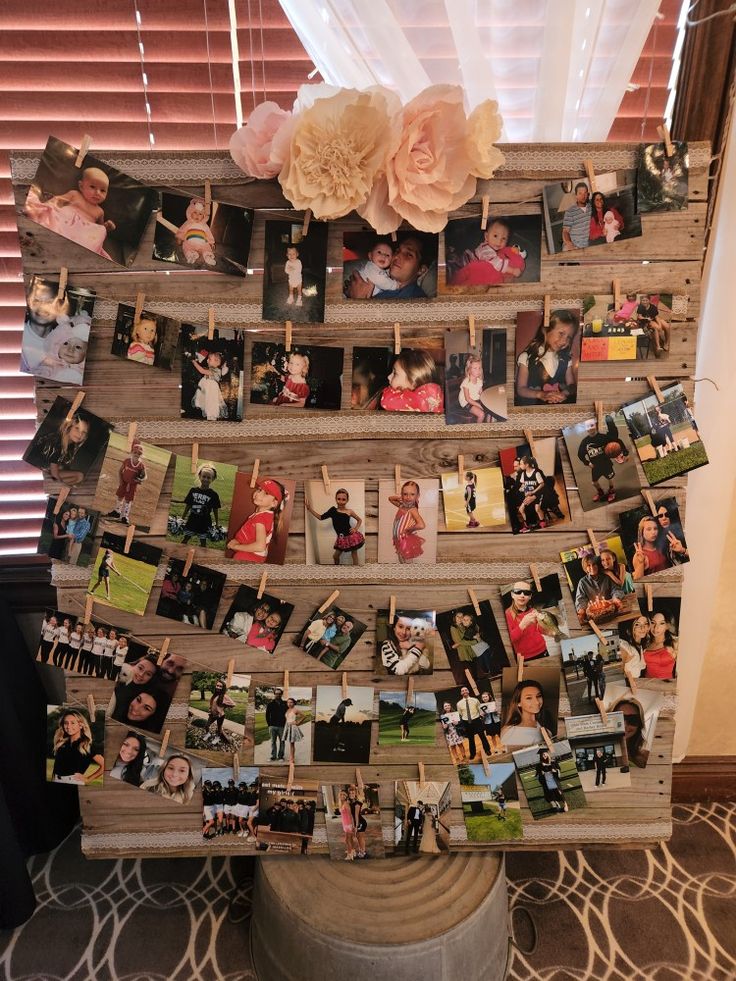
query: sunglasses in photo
[{"left": 511, "top": 589, "right": 533, "bottom": 596}]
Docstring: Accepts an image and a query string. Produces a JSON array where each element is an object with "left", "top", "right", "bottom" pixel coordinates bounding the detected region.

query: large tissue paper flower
[
  {"left": 278, "top": 88, "right": 393, "bottom": 221},
  {"left": 229, "top": 101, "right": 293, "bottom": 180},
  {"left": 466, "top": 99, "right": 505, "bottom": 179}
]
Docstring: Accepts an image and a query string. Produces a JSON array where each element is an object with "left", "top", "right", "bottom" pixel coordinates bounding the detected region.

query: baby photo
[
  {"left": 637, "top": 141, "right": 689, "bottom": 213},
  {"left": 436, "top": 678, "right": 504, "bottom": 764},
  {"left": 351, "top": 344, "right": 445, "bottom": 413},
  {"left": 394, "top": 779, "right": 451, "bottom": 854},
  {"left": 297, "top": 602, "right": 368, "bottom": 671},
  {"left": 499, "top": 438, "right": 570, "bottom": 534},
  {"left": 313, "top": 684, "right": 374, "bottom": 764},
  {"left": 186, "top": 672, "right": 251, "bottom": 757},
  {"left": 378, "top": 690, "right": 437, "bottom": 747},
  {"left": 24, "top": 135, "right": 159, "bottom": 265},
  {"left": 377, "top": 477, "right": 440, "bottom": 564},
  {"left": 93, "top": 432, "right": 171, "bottom": 533},
  {"left": 155, "top": 558, "right": 226, "bottom": 630},
  {"left": 513, "top": 739, "right": 587, "bottom": 819},
  {"left": 20, "top": 274, "right": 96, "bottom": 384},
  {"left": 619, "top": 498, "right": 689, "bottom": 581},
  {"left": 109, "top": 731, "right": 201, "bottom": 804},
  {"left": 219, "top": 585, "right": 294, "bottom": 655},
  {"left": 565, "top": 712, "right": 632, "bottom": 794},
  {"left": 180, "top": 323, "right": 245, "bottom": 422},
  {"left": 226, "top": 472, "right": 296, "bottom": 565},
  {"left": 560, "top": 536, "right": 640, "bottom": 626},
  {"left": 253, "top": 684, "right": 313, "bottom": 766},
  {"left": 562, "top": 411, "right": 639, "bottom": 512},
  {"left": 37, "top": 496, "right": 99, "bottom": 568},
  {"left": 437, "top": 600, "right": 509, "bottom": 685},
  {"left": 514, "top": 309, "right": 581, "bottom": 406},
  {"left": 46, "top": 704, "right": 105, "bottom": 786},
  {"left": 444, "top": 326, "right": 508, "bottom": 424},
  {"left": 542, "top": 171, "right": 642, "bottom": 254},
  {"left": 201, "top": 766, "right": 260, "bottom": 843},
  {"left": 262, "top": 219, "right": 328, "bottom": 324},
  {"left": 257, "top": 778, "right": 318, "bottom": 854},
  {"left": 249, "top": 341, "right": 343, "bottom": 411},
  {"left": 580, "top": 292, "right": 673, "bottom": 362},
  {"left": 23, "top": 395, "right": 112, "bottom": 487},
  {"left": 376, "top": 608, "right": 437, "bottom": 676},
  {"left": 561, "top": 628, "right": 627, "bottom": 716},
  {"left": 111, "top": 303, "right": 180, "bottom": 370},
  {"left": 323, "top": 782, "right": 385, "bottom": 861},
  {"left": 443, "top": 213, "right": 542, "bottom": 290},
  {"left": 342, "top": 229, "right": 439, "bottom": 300},
  {"left": 460, "top": 763, "right": 523, "bottom": 843},
  {"left": 621, "top": 383, "right": 708, "bottom": 485},
  {"left": 108, "top": 646, "right": 187, "bottom": 734},
  {"left": 500, "top": 664, "right": 561, "bottom": 751},
  {"left": 87, "top": 532, "right": 162, "bottom": 618},
  {"left": 153, "top": 191, "right": 254, "bottom": 275},
  {"left": 441, "top": 464, "right": 506, "bottom": 531},
  {"left": 167, "top": 455, "right": 238, "bottom": 552},
  {"left": 304, "top": 479, "right": 365, "bottom": 567},
  {"left": 499, "top": 573, "right": 570, "bottom": 664}
]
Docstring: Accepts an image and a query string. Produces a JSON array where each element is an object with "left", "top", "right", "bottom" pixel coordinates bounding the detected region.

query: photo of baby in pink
[{"left": 443, "top": 213, "right": 542, "bottom": 292}]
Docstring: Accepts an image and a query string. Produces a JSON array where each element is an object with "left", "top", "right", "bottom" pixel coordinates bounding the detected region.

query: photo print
[
  {"left": 560, "top": 626, "right": 627, "bottom": 717},
  {"left": 304, "top": 479, "right": 366, "bottom": 567},
  {"left": 500, "top": 664, "right": 561, "bottom": 751},
  {"left": 108, "top": 646, "right": 187, "bottom": 734},
  {"left": 262, "top": 219, "right": 328, "bottom": 323},
  {"left": 37, "top": 495, "right": 99, "bottom": 568},
  {"left": 394, "top": 779, "right": 451, "bottom": 854},
  {"left": 322, "top": 782, "right": 385, "bottom": 860},
  {"left": 436, "top": 600, "right": 509, "bottom": 686},
  {"left": 562, "top": 411, "right": 639, "bottom": 512},
  {"left": 257, "top": 777, "right": 318, "bottom": 854},
  {"left": 313, "top": 684, "right": 374, "bottom": 764},
  {"left": 249, "top": 341, "right": 343, "bottom": 411},
  {"left": 378, "top": 690, "right": 437, "bottom": 747},
  {"left": 376, "top": 608, "right": 436, "bottom": 677},
  {"left": 226, "top": 472, "right": 296, "bottom": 565},
  {"left": 87, "top": 532, "right": 162, "bottom": 618},
  {"left": 499, "top": 574, "right": 570, "bottom": 665},
  {"left": 377, "top": 477, "right": 440, "bottom": 564},
  {"left": 637, "top": 141, "right": 689, "bottom": 213},
  {"left": 619, "top": 497, "right": 689, "bottom": 581},
  {"left": 93, "top": 432, "right": 172, "bottom": 533},
  {"left": 499, "top": 438, "right": 570, "bottom": 534},
  {"left": 580, "top": 292, "right": 673, "bottom": 362},
  {"left": 343, "top": 229, "right": 439, "bottom": 300},
  {"left": 444, "top": 326, "right": 508, "bottom": 424},
  {"left": 111, "top": 303, "right": 179, "bottom": 371},
  {"left": 219, "top": 585, "right": 294, "bottom": 655},
  {"left": 253, "top": 684, "right": 313, "bottom": 766},
  {"left": 35, "top": 611, "right": 148, "bottom": 680},
  {"left": 560, "top": 536, "right": 639, "bottom": 626},
  {"left": 23, "top": 395, "right": 112, "bottom": 487},
  {"left": 202, "top": 766, "right": 260, "bottom": 843},
  {"left": 459, "top": 762, "right": 523, "bottom": 842},
  {"left": 443, "top": 213, "right": 542, "bottom": 290},
  {"left": 180, "top": 323, "right": 245, "bottom": 422},
  {"left": 109, "top": 730, "right": 201, "bottom": 804},
  {"left": 604, "top": 684, "right": 665, "bottom": 768},
  {"left": 46, "top": 704, "right": 105, "bottom": 786},
  {"left": 155, "top": 557, "right": 227, "bottom": 630},
  {"left": 153, "top": 191, "right": 254, "bottom": 275},
  {"left": 20, "top": 274, "right": 96, "bottom": 384},
  {"left": 167, "top": 454, "right": 238, "bottom": 552},
  {"left": 186, "top": 672, "right": 251, "bottom": 756},
  {"left": 351, "top": 343, "right": 445, "bottom": 413},
  {"left": 441, "top": 465, "right": 505, "bottom": 531},
  {"left": 514, "top": 308, "right": 581, "bottom": 406},
  {"left": 621, "top": 383, "right": 708, "bottom": 485},
  {"left": 565, "top": 712, "right": 631, "bottom": 793},
  {"left": 436, "top": 678, "right": 505, "bottom": 764},
  {"left": 513, "top": 739, "right": 587, "bottom": 819},
  {"left": 542, "top": 170, "right": 642, "bottom": 254},
  {"left": 297, "top": 602, "right": 368, "bottom": 671},
  {"left": 36, "top": 609, "right": 77, "bottom": 668},
  {"left": 631, "top": 596, "right": 680, "bottom": 683},
  {"left": 24, "top": 136, "right": 158, "bottom": 265}
]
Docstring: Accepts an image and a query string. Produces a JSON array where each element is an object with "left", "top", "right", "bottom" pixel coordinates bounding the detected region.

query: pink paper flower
[
  {"left": 466, "top": 99, "right": 505, "bottom": 179},
  {"left": 229, "top": 101, "right": 293, "bottom": 180}
]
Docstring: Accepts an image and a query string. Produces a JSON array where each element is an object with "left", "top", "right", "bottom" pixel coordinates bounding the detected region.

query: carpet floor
[{"left": 0, "top": 803, "right": 733, "bottom": 981}]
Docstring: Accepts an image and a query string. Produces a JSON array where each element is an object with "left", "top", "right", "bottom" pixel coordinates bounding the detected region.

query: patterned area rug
[{"left": 0, "top": 804, "right": 733, "bottom": 981}]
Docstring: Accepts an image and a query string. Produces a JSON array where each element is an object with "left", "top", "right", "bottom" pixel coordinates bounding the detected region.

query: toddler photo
[
  {"left": 180, "top": 323, "right": 245, "bottom": 422},
  {"left": 23, "top": 395, "right": 112, "bottom": 488},
  {"left": 111, "top": 303, "right": 180, "bottom": 371},
  {"left": 153, "top": 191, "right": 254, "bottom": 276},
  {"left": 249, "top": 341, "right": 344, "bottom": 411},
  {"left": 262, "top": 219, "right": 328, "bottom": 324},
  {"left": 444, "top": 326, "right": 507, "bottom": 424},
  {"left": 514, "top": 309, "right": 581, "bottom": 406},
  {"left": 351, "top": 344, "right": 445, "bottom": 413},
  {"left": 304, "top": 479, "right": 366, "bottom": 566},
  {"left": 20, "top": 274, "right": 96, "bottom": 384},
  {"left": 637, "top": 141, "right": 689, "bottom": 213},
  {"left": 167, "top": 455, "right": 238, "bottom": 552},
  {"left": 93, "top": 432, "right": 171, "bottom": 532},
  {"left": 443, "top": 213, "right": 542, "bottom": 291},
  {"left": 377, "top": 477, "right": 440, "bottom": 564},
  {"left": 342, "top": 230, "right": 439, "bottom": 300},
  {"left": 226, "top": 472, "right": 296, "bottom": 565}
]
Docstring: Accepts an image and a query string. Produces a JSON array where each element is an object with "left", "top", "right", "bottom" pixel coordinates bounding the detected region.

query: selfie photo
[
  {"left": 500, "top": 665, "right": 561, "bottom": 750},
  {"left": 219, "top": 585, "right": 294, "bottom": 655},
  {"left": 108, "top": 647, "right": 187, "bottom": 734},
  {"left": 343, "top": 229, "right": 439, "bottom": 300},
  {"left": 619, "top": 497, "right": 689, "bottom": 579},
  {"left": 375, "top": 608, "right": 436, "bottom": 676}
]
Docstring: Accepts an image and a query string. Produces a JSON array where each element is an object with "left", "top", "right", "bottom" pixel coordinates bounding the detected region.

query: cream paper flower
[
  {"left": 229, "top": 101, "right": 293, "bottom": 180},
  {"left": 466, "top": 99, "right": 505, "bottom": 179}
]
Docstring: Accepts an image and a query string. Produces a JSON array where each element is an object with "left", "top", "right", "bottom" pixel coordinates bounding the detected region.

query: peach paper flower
[
  {"left": 466, "top": 99, "right": 505, "bottom": 179},
  {"left": 229, "top": 101, "right": 293, "bottom": 180}
]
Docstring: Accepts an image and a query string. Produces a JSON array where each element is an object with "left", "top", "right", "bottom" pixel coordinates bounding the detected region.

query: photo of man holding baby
[{"left": 342, "top": 229, "right": 439, "bottom": 300}]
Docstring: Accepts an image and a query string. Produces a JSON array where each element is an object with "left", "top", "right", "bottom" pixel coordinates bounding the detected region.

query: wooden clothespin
[
  {"left": 133, "top": 291, "right": 145, "bottom": 327},
  {"left": 642, "top": 490, "right": 657, "bottom": 516},
  {"left": 124, "top": 524, "right": 135, "bottom": 554},
  {"left": 406, "top": 673, "right": 414, "bottom": 705},
  {"left": 321, "top": 465, "right": 330, "bottom": 492},
  {"left": 645, "top": 584, "right": 654, "bottom": 612},
  {"left": 204, "top": 180, "right": 212, "bottom": 217},
  {"left": 584, "top": 159, "right": 597, "bottom": 194},
  {"left": 302, "top": 209, "right": 311, "bottom": 236},
  {"left": 87, "top": 693, "right": 96, "bottom": 718},
  {"left": 646, "top": 376, "right": 665, "bottom": 404},
  {"left": 657, "top": 123, "right": 675, "bottom": 158},
  {"left": 468, "top": 588, "right": 481, "bottom": 616},
  {"left": 480, "top": 194, "right": 490, "bottom": 230},
  {"left": 479, "top": 744, "right": 491, "bottom": 777},
  {"left": 612, "top": 278, "right": 621, "bottom": 309},
  {"left": 517, "top": 657, "right": 524, "bottom": 682},
  {"left": 394, "top": 465, "right": 402, "bottom": 495},
  {"left": 523, "top": 428, "right": 536, "bottom": 458},
  {"left": 319, "top": 590, "right": 340, "bottom": 614},
  {"left": 389, "top": 595, "right": 396, "bottom": 625},
  {"left": 53, "top": 486, "right": 71, "bottom": 515},
  {"left": 394, "top": 322, "right": 401, "bottom": 355},
  {"left": 57, "top": 267, "right": 68, "bottom": 301},
  {"left": 207, "top": 307, "right": 215, "bottom": 341},
  {"left": 417, "top": 761, "right": 425, "bottom": 784},
  {"left": 464, "top": 667, "right": 480, "bottom": 695},
  {"left": 391, "top": 230, "right": 398, "bottom": 243},
  {"left": 355, "top": 768, "right": 364, "bottom": 793},
  {"left": 250, "top": 459, "right": 260, "bottom": 488},
  {"left": 286, "top": 760, "right": 295, "bottom": 793},
  {"left": 587, "top": 528, "right": 599, "bottom": 553},
  {"left": 191, "top": 443, "right": 199, "bottom": 474},
  {"left": 65, "top": 391, "right": 86, "bottom": 421},
  {"left": 74, "top": 135, "right": 92, "bottom": 168},
  {"left": 283, "top": 671, "right": 289, "bottom": 698},
  {"left": 257, "top": 570, "right": 268, "bottom": 599},
  {"left": 595, "top": 697, "right": 608, "bottom": 725},
  {"left": 160, "top": 729, "right": 171, "bottom": 756},
  {"left": 457, "top": 454, "right": 465, "bottom": 487},
  {"left": 127, "top": 421, "right": 138, "bottom": 451},
  {"left": 589, "top": 618, "right": 605, "bottom": 643},
  {"left": 157, "top": 637, "right": 171, "bottom": 665},
  {"left": 468, "top": 314, "right": 476, "bottom": 347},
  {"left": 284, "top": 320, "right": 292, "bottom": 352},
  {"left": 529, "top": 563, "right": 542, "bottom": 592},
  {"left": 543, "top": 295, "right": 550, "bottom": 328},
  {"left": 182, "top": 548, "right": 195, "bottom": 577},
  {"left": 226, "top": 658, "right": 235, "bottom": 687},
  {"left": 341, "top": 671, "right": 349, "bottom": 699},
  {"left": 540, "top": 725, "right": 556, "bottom": 754},
  {"left": 595, "top": 400, "right": 605, "bottom": 433},
  {"left": 84, "top": 594, "right": 94, "bottom": 623},
  {"left": 233, "top": 753, "right": 240, "bottom": 781}
]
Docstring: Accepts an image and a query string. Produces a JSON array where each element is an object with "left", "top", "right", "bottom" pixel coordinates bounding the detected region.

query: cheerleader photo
[
  {"left": 304, "top": 479, "right": 366, "bottom": 566},
  {"left": 92, "top": 432, "right": 171, "bottom": 532},
  {"left": 180, "top": 323, "right": 245, "bottom": 422}
]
